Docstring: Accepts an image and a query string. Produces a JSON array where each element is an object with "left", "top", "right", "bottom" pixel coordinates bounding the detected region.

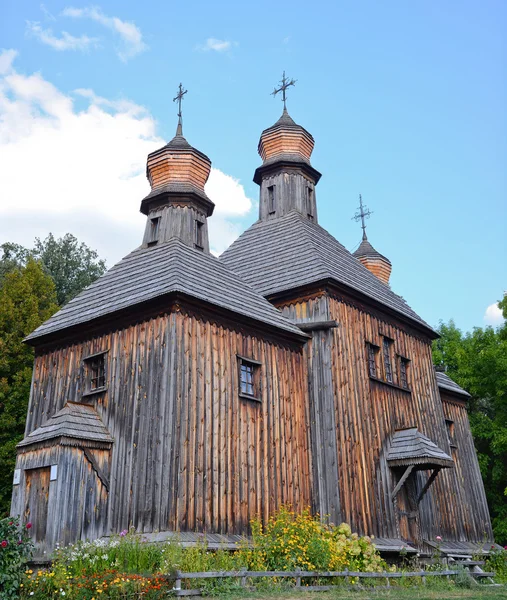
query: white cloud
[
  {"left": 198, "top": 38, "right": 235, "bottom": 52},
  {"left": 62, "top": 6, "right": 147, "bottom": 61},
  {"left": 26, "top": 21, "right": 98, "bottom": 52},
  {"left": 0, "top": 50, "right": 252, "bottom": 264},
  {"left": 483, "top": 302, "right": 505, "bottom": 326}
]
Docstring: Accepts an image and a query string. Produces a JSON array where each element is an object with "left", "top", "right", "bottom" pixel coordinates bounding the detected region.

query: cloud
[
  {"left": 26, "top": 21, "right": 98, "bottom": 52},
  {"left": 483, "top": 302, "right": 505, "bottom": 327},
  {"left": 198, "top": 38, "right": 235, "bottom": 52},
  {"left": 0, "top": 50, "right": 252, "bottom": 264},
  {"left": 62, "top": 6, "right": 147, "bottom": 61},
  {"left": 40, "top": 3, "right": 57, "bottom": 21}
]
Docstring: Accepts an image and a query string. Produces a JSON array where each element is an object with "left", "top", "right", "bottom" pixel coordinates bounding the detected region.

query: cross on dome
[
  {"left": 271, "top": 71, "right": 297, "bottom": 110},
  {"left": 353, "top": 194, "right": 373, "bottom": 240}
]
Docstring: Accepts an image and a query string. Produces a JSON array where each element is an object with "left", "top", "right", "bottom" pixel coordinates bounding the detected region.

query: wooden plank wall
[
  {"left": 278, "top": 293, "right": 493, "bottom": 544},
  {"left": 12, "top": 445, "right": 109, "bottom": 551},
  {"left": 440, "top": 394, "right": 493, "bottom": 540},
  {"left": 25, "top": 308, "right": 312, "bottom": 539}
]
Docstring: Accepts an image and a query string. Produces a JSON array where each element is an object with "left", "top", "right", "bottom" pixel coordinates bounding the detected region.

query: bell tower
[
  {"left": 254, "top": 73, "right": 321, "bottom": 222},
  {"left": 141, "top": 84, "right": 214, "bottom": 252}
]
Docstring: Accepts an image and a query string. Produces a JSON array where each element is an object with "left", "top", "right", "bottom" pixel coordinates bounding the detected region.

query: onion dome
[
  {"left": 353, "top": 234, "right": 392, "bottom": 285},
  {"left": 258, "top": 108, "right": 315, "bottom": 166},
  {"left": 141, "top": 122, "right": 214, "bottom": 216},
  {"left": 254, "top": 109, "right": 321, "bottom": 186}
]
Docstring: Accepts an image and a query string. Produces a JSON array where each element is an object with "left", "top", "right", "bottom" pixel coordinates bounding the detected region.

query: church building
[{"left": 11, "top": 78, "right": 493, "bottom": 557}]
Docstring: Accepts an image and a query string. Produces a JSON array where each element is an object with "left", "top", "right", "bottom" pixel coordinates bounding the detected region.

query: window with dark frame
[
  {"left": 445, "top": 419, "right": 456, "bottom": 447},
  {"left": 238, "top": 356, "right": 261, "bottom": 400},
  {"left": 83, "top": 352, "right": 106, "bottom": 394},
  {"left": 307, "top": 187, "right": 314, "bottom": 218},
  {"left": 148, "top": 217, "right": 160, "bottom": 246},
  {"left": 267, "top": 185, "right": 275, "bottom": 214},
  {"left": 367, "top": 343, "right": 379, "bottom": 378},
  {"left": 399, "top": 357, "right": 410, "bottom": 389},
  {"left": 195, "top": 220, "right": 204, "bottom": 250},
  {"left": 382, "top": 338, "right": 393, "bottom": 383}
]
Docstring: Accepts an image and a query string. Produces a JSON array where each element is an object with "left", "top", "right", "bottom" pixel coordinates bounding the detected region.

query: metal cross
[
  {"left": 173, "top": 83, "right": 188, "bottom": 119},
  {"left": 271, "top": 71, "right": 297, "bottom": 109},
  {"left": 352, "top": 194, "right": 373, "bottom": 239}
]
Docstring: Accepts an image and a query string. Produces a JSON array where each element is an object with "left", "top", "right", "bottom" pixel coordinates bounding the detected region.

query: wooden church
[{"left": 11, "top": 79, "right": 494, "bottom": 557}]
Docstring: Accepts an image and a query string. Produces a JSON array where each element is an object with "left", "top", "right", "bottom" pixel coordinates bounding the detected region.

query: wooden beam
[
  {"left": 295, "top": 320, "right": 338, "bottom": 332},
  {"left": 417, "top": 468, "right": 441, "bottom": 505},
  {"left": 390, "top": 465, "right": 414, "bottom": 500},
  {"left": 83, "top": 448, "right": 110, "bottom": 491}
]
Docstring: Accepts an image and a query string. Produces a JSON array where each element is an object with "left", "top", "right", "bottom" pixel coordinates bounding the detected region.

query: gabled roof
[
  {"left": 435, "top": 371, "right": 471, "bottom": 399},
  {"left": 220, "top": 211, "right": 434, "bottom": 335},
  {"left": 386, "top": 428, "right": 454, "bottom": 469},
  {"left": 25, "top": 238, "right": 306, "bottom": 344},
  {"left": 17, "top": 402, "right": 113, "bottom": 448}
]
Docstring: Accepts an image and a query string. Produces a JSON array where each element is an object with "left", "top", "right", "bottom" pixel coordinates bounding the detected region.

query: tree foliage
[
  {"left": 0, "top": 260, "right": 59, "bottom": 514},
  {"left": 0, "top": 233, "right": 106, "bottom": 306},
  {"left": 433, "top": 309, "right": 507, "bottom": 544}
]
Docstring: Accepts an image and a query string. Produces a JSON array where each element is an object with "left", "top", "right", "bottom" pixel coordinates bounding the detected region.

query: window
[
  {"left": 307, "top": 187, "right": 314, "bottom": 218},
  {"left": 399, "top": 357, "right": 410, "bottom": 389},
  {"left": 367, "top": 343, "right": 379, "bottom": 378},
  {"left": 445, "top": 419, "right": 456, "bottom": 447},
  {"left": 148, "top": 217, "right": 160, "bottom": 246},
  {"left": 383, "top": 338, "right": 393, "bottom": 383},
  {"left": 195, "top": 220, "right": 204, "bottom": 250},
  {"left": 83, "top": 351, "right": 107, "bottom": 395},
  {"left": 238, "top": 356, "right": 261, "bottom": 401},
  {"left": 267, "top": 185, "right": 275, "bottom": 214}
]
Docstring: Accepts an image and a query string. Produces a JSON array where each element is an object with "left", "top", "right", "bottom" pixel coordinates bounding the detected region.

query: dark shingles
[
  {"left": 435, "top": 371, "right": 471, "bottom": 398},
  {"left": 26, "top": 238, "right": 306, "bottom": 343},
  {"left": 386, "top": 428, "right": 453, "bottom": 468},
  {"left": 220, "top": 211, "right": 434, "bottom": 333},
  {"left": 17, "top": 402, "right": 113, "bottom": 447}
]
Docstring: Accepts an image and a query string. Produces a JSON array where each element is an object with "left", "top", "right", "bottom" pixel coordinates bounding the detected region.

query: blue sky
[{"left": 1, "top": 0, "right": 505, "bottom": 332}]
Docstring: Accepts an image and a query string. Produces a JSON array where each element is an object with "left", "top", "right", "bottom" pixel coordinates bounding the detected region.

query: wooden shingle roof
[
  {"left": 25, "top": 238, "right": 307, "bottom": 344},
  {"left": 435, "top": 371, "right": 471, "bottom": 398},
  {"left": 220, "top": 211, "right": 435, "bottom": 335},
  {"left": 17, "top": 402, "right": 113, "bottom": 448},
  {"left": 387, "top": 428, "right": 454, "bottom": 469}
]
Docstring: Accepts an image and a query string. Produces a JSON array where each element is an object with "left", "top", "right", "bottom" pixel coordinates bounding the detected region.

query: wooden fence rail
[{"left": 173, "top": 568, "right": 496, "bottom": 596}]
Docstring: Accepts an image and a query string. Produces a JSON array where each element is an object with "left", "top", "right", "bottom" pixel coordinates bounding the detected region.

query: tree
[
  {"left": 433, "top": 316, "right": 507, "bottom": 544},
  {"left": 33, "top": 233, "right": 106, "bottom": 306},
  {"left": 0, "top": 260, "right": 59, "bottom": 514},
  {"left": 0, "top": 243, "right": 30, "bottom": 282}
]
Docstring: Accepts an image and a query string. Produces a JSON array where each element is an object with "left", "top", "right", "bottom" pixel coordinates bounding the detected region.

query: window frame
[
  {"left": 267, "top": 185, "right": 276, "bottom": 214},
  {"left": 147, "top": 216, "right": 160, "bottom": 246},
  {"left": 445, "top": 419, "right": 457, "bottom": 448},
  {"left": 82, "top": 350, "right": 108, "bottom": 397},
  {"left": 306, "top": 186, "right": 314, "bottom": 218},
  {"left": 382, "top": 338, "right": 394, "bottom": 383},
  {"left": 398, "top": 355, "right": 411, "bottom": 390},
  {"left": 366, "top": 342, "right": 379, "bottom": 379},
  {"left": 237, "top": 355, "right": 262, "bottom": 402},
  {"left": 195, "top": 219, "right": 205, "bottom": 250}
]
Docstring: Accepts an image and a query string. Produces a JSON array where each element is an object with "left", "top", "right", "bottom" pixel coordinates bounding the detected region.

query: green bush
[
  {"left": 0, "top": 516, "right": 34, "bottom": 599},
  {"left": 485, "top": 547, "right": 507, "bottom": 583}
]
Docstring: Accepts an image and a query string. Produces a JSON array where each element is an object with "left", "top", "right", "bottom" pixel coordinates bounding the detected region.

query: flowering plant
[{"left": 0, "top": 516, "right": 34, "bottom": 599}]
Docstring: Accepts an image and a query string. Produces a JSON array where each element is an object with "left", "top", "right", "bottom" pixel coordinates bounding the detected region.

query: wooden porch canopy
[
  {"left": 387, "top": 428, "right": 454, "bottom": 504},
  {"left": 17, "top": 402, "right": 113, "bottom": 451}
]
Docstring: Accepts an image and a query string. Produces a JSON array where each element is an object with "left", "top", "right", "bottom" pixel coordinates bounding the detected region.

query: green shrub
[
  {"left": 0, "top": 516, "right": 34, "bottom": 599},
  {"left": 485, "top": 546, "right": 507, "bottom": 583}
]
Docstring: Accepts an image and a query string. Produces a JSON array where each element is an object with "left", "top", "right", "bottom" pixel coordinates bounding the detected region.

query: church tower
[
  {"left": 141, "top": 84, "right": 214, "bottom": 253},
  {"left": 254, "top": 73, "right": 321, "bottom": 221}
]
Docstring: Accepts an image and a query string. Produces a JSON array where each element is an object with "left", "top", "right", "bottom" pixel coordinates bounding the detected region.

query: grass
[{"left": 214, "top": 586, "right": 507, "bottom": 600}]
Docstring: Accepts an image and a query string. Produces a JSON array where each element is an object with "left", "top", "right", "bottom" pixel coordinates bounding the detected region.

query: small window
[
  {"left": 267, "top": 185, "right": 275, "bottom": 214},
  {"left": 307, "top": 187, "right": 314, "bottom": 218},
  {"left": 367, "top": 343, "right": 379, "bottom": 378},
  {"left": 238, "top": 356, "right": 261, "bottom": 401},
  {"left": 83, "top": 352, "right": 107, "bottom": 395},
  {"left": 399, "top": 357, "right": 410, "bottom": 389},
  {"left": 148, "top": 217, "right": 160, "bottom": 246},
  {"left": 383, "top": 338, "right": 393, "bottom": 383},
  {"left": 195, "top": 220, "right": 204, "bottom": 250},
  {"left": 445, "top": 419, "right": 456, "bottom": 447}
]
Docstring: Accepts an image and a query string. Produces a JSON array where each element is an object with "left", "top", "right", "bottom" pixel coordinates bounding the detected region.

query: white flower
[{"left": 30, "top": 593, "right": 34, "bottom": 596}]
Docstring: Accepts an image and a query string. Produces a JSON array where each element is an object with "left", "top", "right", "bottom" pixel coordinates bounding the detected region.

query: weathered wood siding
[
  {"left": 277, "top": 292, "right": 493, "bottom": 544},
  {"left": 12, "top": 444, "right": 110, "bottom": 551},
  {"left": 440, "top": 394, "right": 492, "bottom": 540},
  {"left": 24, "top": 307, "right": 312, "bottom": 540}
]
